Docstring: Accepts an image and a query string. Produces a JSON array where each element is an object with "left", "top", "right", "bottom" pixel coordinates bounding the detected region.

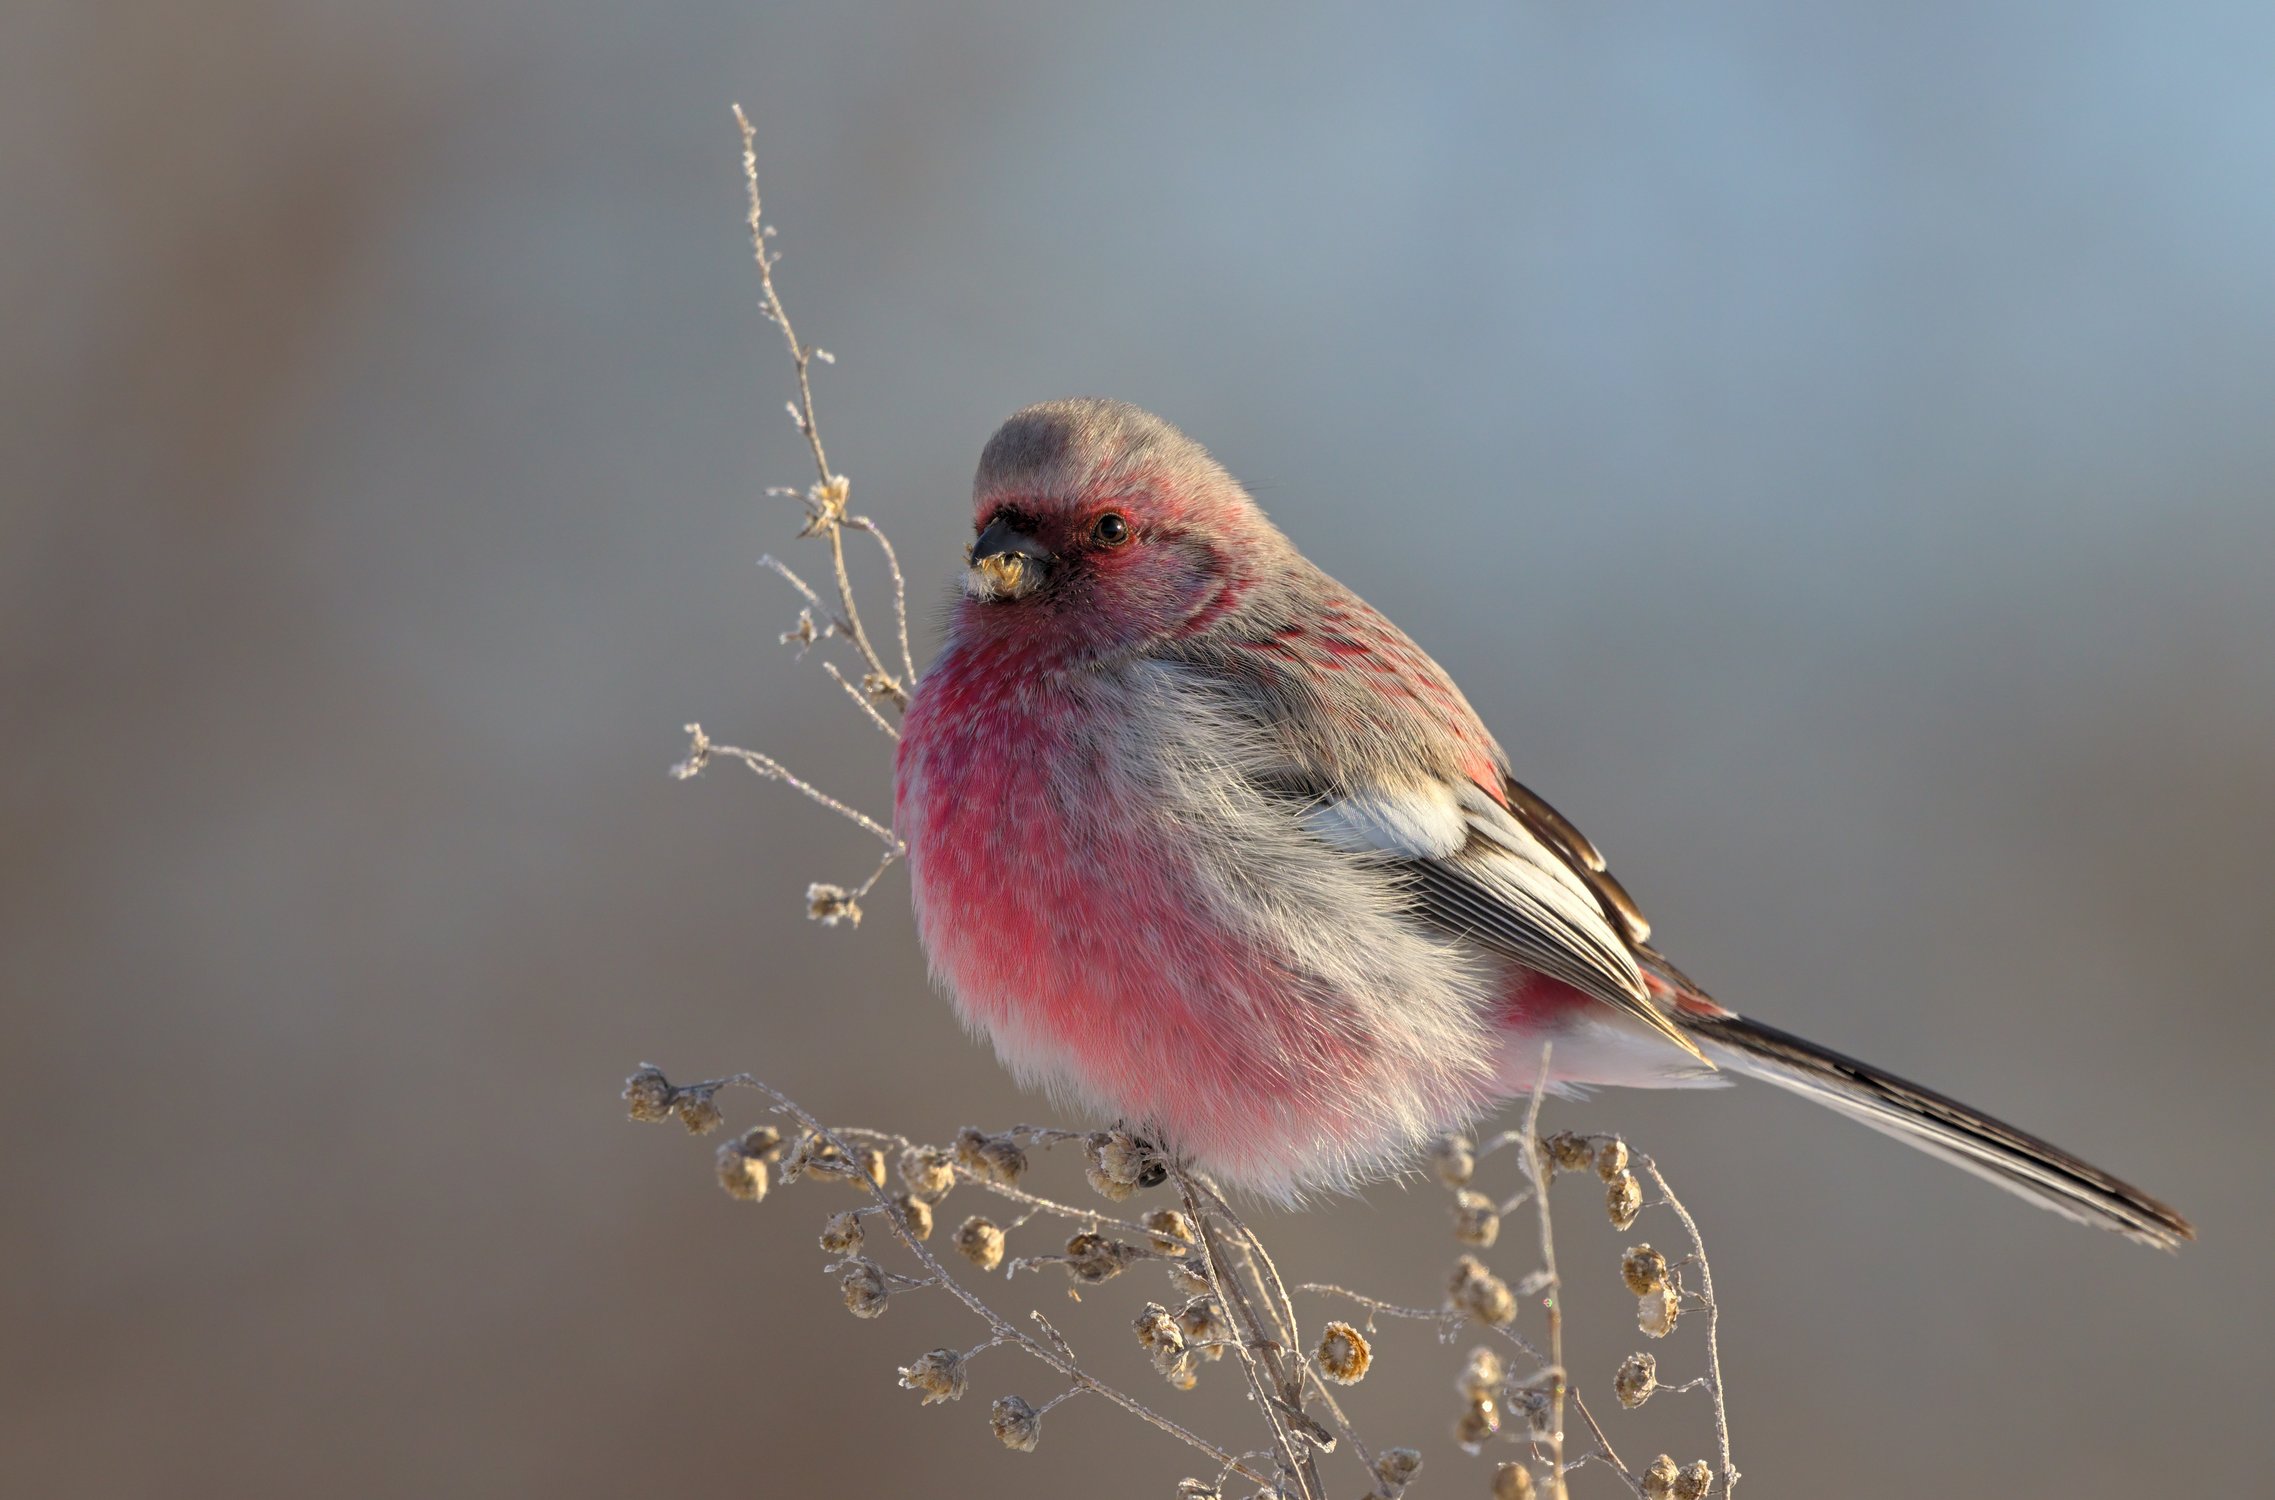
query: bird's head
[{"left": 952, "top": 399, "right": 1280, "bottom": 659}]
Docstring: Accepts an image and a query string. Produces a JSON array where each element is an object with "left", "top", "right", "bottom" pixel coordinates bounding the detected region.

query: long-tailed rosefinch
[{"left": 895, "top": 399, "right": 2191, "bottom": 1248}]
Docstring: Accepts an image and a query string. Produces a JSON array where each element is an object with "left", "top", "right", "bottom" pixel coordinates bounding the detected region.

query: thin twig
[
  {"left": 672, "top": 724, "right": 899, "bottom": 849},
  {"left": 732, "top": 104, "right": 907, "bottom": 709},
  {"left": 1520, "top": 1046, "right": 1567, "bottom": 1498},
  {"left": 1643, "top": 1157, "right": 1738, "bottom": 1496}
]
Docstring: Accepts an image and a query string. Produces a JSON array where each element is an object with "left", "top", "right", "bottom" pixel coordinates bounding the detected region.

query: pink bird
[{"left": 895, "top": 399, "right": 2192, "bottom": 1248}]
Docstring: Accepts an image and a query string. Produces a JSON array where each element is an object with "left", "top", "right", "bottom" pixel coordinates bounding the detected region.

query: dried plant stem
[
  {"left": 1178, "top": 1172, "right": 1324, "bottom": 1500},
  {"left": 732, "top": 103, "right": 906, "bottom": 710},
  {"left": 672, "top": 723, "right": 899, "bottom": 852},
  {"left": 1643, "top": 1158, "right": 1737, "bottom": 1496},
  {"left": 1515, "top": 1048, "right": 1569, "bottom": 1497}
]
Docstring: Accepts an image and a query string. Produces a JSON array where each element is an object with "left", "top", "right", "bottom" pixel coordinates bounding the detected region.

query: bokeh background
[{"left": 6, "top": 3, "right": 2272, "bottom": 1495}]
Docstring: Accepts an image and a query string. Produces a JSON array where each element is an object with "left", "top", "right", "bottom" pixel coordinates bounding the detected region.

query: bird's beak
[{"left": 965, "top": 515, "right": 1052, "bottom": 601}]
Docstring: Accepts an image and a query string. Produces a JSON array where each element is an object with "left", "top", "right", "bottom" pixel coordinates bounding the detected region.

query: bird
[{"left": 893, "top": 398, "right": 2193, "bottom": 1249}]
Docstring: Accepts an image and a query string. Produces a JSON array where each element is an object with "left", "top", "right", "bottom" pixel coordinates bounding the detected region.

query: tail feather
[{"left": 1679, "top": 1010, "right": 2195, "bottom": 1251}]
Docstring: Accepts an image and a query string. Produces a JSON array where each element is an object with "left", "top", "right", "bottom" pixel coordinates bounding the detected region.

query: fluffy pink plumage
[{"left": 895, "top": 399, "right": 2191, "bottom": 1247}]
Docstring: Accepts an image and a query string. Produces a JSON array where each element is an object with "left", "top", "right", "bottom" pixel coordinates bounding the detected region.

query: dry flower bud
[
  {"left": 1543, "top": 1131, "right": 1594, "bottom": 1173},
  {"left": 1145, "top": 1208, "right": 1195, "bottom": 1252},
  {"left": 1640, "top": 1456, "right": 1679, "bottom": 1500},
  {"left": 973, "top": 1138, "right": 1028, "bottom": 1183},
  {"left": 1493, "top": 1462, "right": 1536, "bottom": 1500},
  {"left": 1176, "top": 1297, "right": 1229, "bottom": 1359},
  {"left": 1614, "top": 1351, "right": 1658, "bottom": 1408},
  {"left": 805, "top": 882, "right": 862, "bottom": 926},
  {"left": 1166, "top": 1259, "right": 1213, "bottom": 1297},
  {"left": 898, "top": 1146, "right": 956, "bottom": 1202},
  {"left": 954, "top": 1126, "right": 990, "bottom": 1172},
  {"left": 715, "top": 1142, "right": 769, "bottom": 1202},
  {"left": 1448, "top": 1255, "right": 1517, "bottom": 1327},
  {"left": 819, "top": 1210, "right": 864, "bottom": 1254},
  {"left": 991, "top": 1394, "right": 1041, "bottom": 1451},
  {"left": 1315, "top": 1320, "right": 1372, "bottom": 1384},
  {"left": 893, "top": 1192, "right": 934, "bottom": 1241},
  {"left": 1374, "top": 1447, "right": 1424, "bottom": 1494},
  {"left": 1455, "top": 1395, "right": 1501, "bottom": 1452},
  {"left": 897, "top": 1347, "right": 967, "bottom": 1405},
  {"left": 1452, "top": 1189, "right": 1501, "bottom": 1248},
  {"left": 1160, "top": 1355, "right": 1200, "bottom": 1391},
  {"left": 622, "top": 1066, "right": 675, "bottom": 1123},
  {"left": 1064, "top": 1231, "right": 1139, "bottom": 1283},
  {"left": 1509, "top": 1383, "right": 1554, "bottom": 1439},
  {"left": 1605, "top": 1170, "right": 1643, "bottom": 1230},
  {"left": 1594, "top": 1137, "right": 1630, "bottom": 1180},
  {"left": 1429, "top": 1132, "right": 1476, "bottom": 1187},
  {"left": 955, "top": 1215, "right": 1006, "bottom": 1272},
  {"left": 841, "top": 1261, "right": 888, "bottom": 1318},
  {"left": 1134, "top": 1302, "right": 1187, "bottom": 1373},
  {"left": 1174, "top": 1483, "right": 1221, "bottom": 1500},
  {"left": 672, "top": 1091, "right": 724, "bottom": 1136},
  {"left": 851, "top": 1146, "right": 887, "bottom": 1189},
  {"left": 1639, "top": 1285, "right": 1680, "bottom": 1339},
  {"left": 1457, "top": 1345, "right": 1505, "bottom": 1401},
  {"left": 1084, "top": 1130, "right": 1150, "bottom": 1200},
  {"left": 1672, "top": 1461, "right": 1713, "bottom": 1500},
  {"left": 1621, "top": 1243, "right": 1670, "bottom": 1296}
]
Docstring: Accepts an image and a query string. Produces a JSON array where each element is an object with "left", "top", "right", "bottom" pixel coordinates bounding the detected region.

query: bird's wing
[{"left": 1171, "top": 581, "right": 1704, "bottom": 1061}]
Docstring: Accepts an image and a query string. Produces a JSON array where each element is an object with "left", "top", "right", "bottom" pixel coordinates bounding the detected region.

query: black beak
[{"left": 970, "top": 515, "right": 1053, "bottom": 569}]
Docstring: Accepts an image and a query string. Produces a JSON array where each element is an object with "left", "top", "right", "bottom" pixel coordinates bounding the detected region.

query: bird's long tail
[{"left": 1675, "top": 1009, "right": 2195, "bottom": 1250}]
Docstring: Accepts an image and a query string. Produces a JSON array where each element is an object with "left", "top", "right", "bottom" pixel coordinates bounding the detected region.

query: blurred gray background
[{"left": 5, "top": 2, "right": 2270, "bottom": 1495}]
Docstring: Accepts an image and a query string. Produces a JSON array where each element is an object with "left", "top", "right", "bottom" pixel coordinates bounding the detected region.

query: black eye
[{"left": 1092, "top": 512, "right": 1131, "bottom": 547}]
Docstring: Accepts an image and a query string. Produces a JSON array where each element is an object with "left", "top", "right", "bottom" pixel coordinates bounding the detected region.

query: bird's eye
[{"left": 1092, "top": 512, "right": 1131, "bottom": 547}]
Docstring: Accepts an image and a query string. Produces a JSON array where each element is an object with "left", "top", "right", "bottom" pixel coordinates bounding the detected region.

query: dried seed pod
[
  {"left": 1639, "top": 1285, "right": 1680, "bottom": 1339},
  {"left": 896, "top": 1347, "right": 967, "bottom": 1404},
  {"left": 1452, "top": 1189, "right": 1501, "bottom": 1248},
  {"left": 715, "top": 1138, "right": 769, "bottom": 1202},
  {"left": 819, "top": 1209, "right": 864, "bottom": 1254},
  {"left": 672, "top": 1091, "right": 724, "bottom": 1136},
  {"left": 954, "top": 1215, "right": 1005, "bottom": 1272},
  {"left": 1176, "top": 1297, "right": 1229, "bottom": 1359},
  {"left": 1429, "top": 1132, "right": 1476, "bottom": 1187},
  {"left": 1543, "top": 1131, "right": 1594, "bottom": 1173},
  {"left": 1448, "top": 1255, "right": 1517, "bottom": 1327},
  {"left": 1134, "top": 1302, "right": 1187, "bottom": 1373},
  {"left": 1614, "top": 1351, "right": 1658, "bottom": 1409},
  {"left": 840, "top": 1261, "right": 888, "bottom": 1318},
  {"left": 1457, "top": 1345, "right": 1506, "bottom": 1401},
  {"left": 1641, "top": 1455, "right": 1679, "bottom": 1500},
  {"left": 1315, "top": 1321, "right": 1371, "bottom": 1384},
  {"left": 1374, "top": 1447, "right": 1424, "bottom": 1495},
  {"left": 1064, "top": 1231, "right": 1139, "bottom": 1282},
  {"left": 892, "top": 1192, "right": 934, "bottom": 1241},
  {"left": 953, "top": 1126, "right": 991, "bottom": 1174},
  {"left": 1084, "top": 1130, "right": 1150, "bottom": 1200},
  {"left": 1509, "top": 1383, "right": 1554, "bottom": 1439},
  {"left": 1455, "top": 1395, "right": 1501, "bottom": 1452},
  {"left": 1175, "top": 1482, "right": 1221, "bottom": 1500},
  {"left": 1621, "top": 1243, "right": 1669, "bottom": 1296},
  {"left": 1165, "top": 1259, "right": 1213, "bottom": 1297},
  {"left": 990, "top": 1394, "right": 1040, "bottom": 1451},
  {"left": 897, "top": 1145, "right": 955, "bottom": 1201},
  {"left": 1606, "top": 1170, "right": 1643, "bottom": 1230},
  {"left": 850, "top": 1146, "right": 887, "bottom": 1189},
  {"left": 1493, "top": 1462, "right": 1536, "bottom": 1500},
  {"left": 1144, "top": 1208, "right": 1195, "bottom": 1252},
  {"left": 1160, "top": 1354, "right": 1200, "bottom": 1391},
  {"left": 1671, "top": 1461, "right": 1713, "bottom": 1500},
  {"left": 973, "top": 1136, "right": 1028, "bottom": 1186},
  {"left": 1594, "top": 1137, "right": 1630, "bottom": 1181},
  {"left": 622, "top": 1066, "right": 675, "bottom": 1123}
]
